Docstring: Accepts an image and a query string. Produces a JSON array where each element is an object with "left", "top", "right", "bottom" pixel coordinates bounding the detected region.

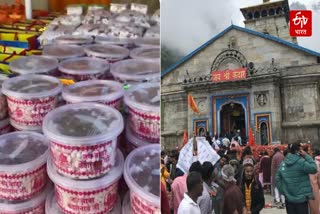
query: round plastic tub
[
  {"left": 0, "top": 131, "right": 49, "bottom": 201},
  {"left": 95, "top": 36, "right": 132, "bottom": 47},
  {"left": 124, "top": 83, "right": 160, "bottom": 143},
  {"left": 62, "top": 80, "right": 124, "bottom": 110},
  {"left": 43, "top": 45, "right": 85, "bottom": 61},
  {"left": 9, "top": 56, "right": 59, "bottom": 76},
  {"left": 1, "top": 75, "right": 62, "bottom": 128},
  {"left": 122, "top": 191, "right": 132, "bottom": 214},
  {"left": 10, "top": 119, "right": 42, "bottom": 133},
  {"left": 46, "top": 191, "right": 121, "bottom": 214},
  {"left": 0, "top": 182, "right": 52, "bottom": 214},
  {"left": 110, "top": 59, "right": 159, "bottom": 85},
  {"left": 43, "top": 102, "right": 124, "bottom": 179},
  {"left": 54, "top": 35, "right": 93, "bottom": 45},
  {"left": 59, "top": 57, "right": 110, "bottom": 82},
  {"left": 125, "top": 125, "right": 152, "bottom": 154},
  {"left": 0, "top": 75, "right": 8, "bottom": 120},
  {"left": 47, "top": 149, "right": 124, "bottom": 214},
  {"left": 124, "top": 144, "right": 160, "bottom": 214},
  {"left": 130, "top": 47, "right": 160, "bottom": 60},
  {"left": 134, "top": 38, "right": 160, "bottom": 48},
  {"left": 84, "top": 44, "right": 129, "bottom": 63},
  {"left": 0, "top": 118, "right": 12, "bottom": 135}
]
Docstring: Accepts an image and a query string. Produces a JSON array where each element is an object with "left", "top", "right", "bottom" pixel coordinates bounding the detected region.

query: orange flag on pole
[
  {"left": 249, "top": 127, "right": 255, "bottom": 147},
  {"left": 183, "top": 129, "right": 188, "bottom": 146},
  {"left": 188, "top": 94, "right": 200, "bottom": 114}
]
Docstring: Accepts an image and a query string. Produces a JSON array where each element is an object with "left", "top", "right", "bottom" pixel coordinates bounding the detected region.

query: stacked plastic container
[
  {"left": 0, "top": 75, "right": 12, "bottom": 135},
  {"left": 43, "top": 103, "right": 125, "bottom": 213},
  {"left": 0, "top": 131, "right": 52, "bottom": 213},
  {"left": 1, "top": 75, "right": 62, "bottom": 132}
]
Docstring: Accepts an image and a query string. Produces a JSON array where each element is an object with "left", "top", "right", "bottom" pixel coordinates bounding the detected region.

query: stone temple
[{"left": 161, "top": 0, "right": 320, "bottom": 150}]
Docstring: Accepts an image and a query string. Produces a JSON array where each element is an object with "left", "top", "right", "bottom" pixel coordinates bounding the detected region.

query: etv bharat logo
[{"left": 290, "top": 10, "right": 312, "bottom": 37}]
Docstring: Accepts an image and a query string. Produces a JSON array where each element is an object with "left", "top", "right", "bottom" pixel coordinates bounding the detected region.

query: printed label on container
[
  {"left": 130, "top": 193, "right": 160, "bottom": 214},
  {"left": 0, "top": 165, "right": 47, "bottom": 201},
  {"left": 51, "top": 140, "right": 116, "bottom": 179},
  {"left": 56, "top": 182, "right": 118, "bottom": 214},
  {"left": 7, "top": 96, "right": 57, "bottom": 126},
  {"left": 128, "top": 107, "right": 160, "bottom": 143}
]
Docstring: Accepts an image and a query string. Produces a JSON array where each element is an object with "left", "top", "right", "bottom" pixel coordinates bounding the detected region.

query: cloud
[{"left": 290, "top": 1, "right": 307, "bottom": 10}]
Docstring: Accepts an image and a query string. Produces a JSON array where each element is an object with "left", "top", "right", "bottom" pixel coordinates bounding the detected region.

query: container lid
[
  {"left": 0, "top": 182, "right": 52, "bottom": 212},
  {"left": 84, "top": 44, "right": 129, "bottom": 60},
  {"left": 0, "top": 75, "right": 8, "bottom": 87},
  {"left": 43, "top": 45, "right": 85, "bottom": 60},
  {"left": 130, "top": 47, "right": 160, "bottom": 60},
  {"left": 43, "top": 102, "right": 124, "bottom": 145},
  {"left": 134, "top": 38, "right": 160, "bottom": 47},
  {"left": 62, "top": 80, "right": 124, "bottom": 103},
  {"left": 9, "top": 56, "right": 59, "bottom": 75},
  {"left": 121, "top": 191, "right": 132, "bottom": 214},
  {"left": 54, "top": 35, "right": 93, "bottom": 45},
  {"left": 124, "top": 83, "right": 160, "bottom": 112},
  {"left": 126, "top": 125, "right": 151, "bottom": 147},
  {"left": 59, "top": 57, "right": 110, "bottom": 75},
  {"left": 124, "top": 144, "right": 160, "bottom": 207},
  {"left": 47, "top": 149, "right": 124, "bottom": 190},
  {"left": 110, "top": 59, "right": 159, "bottom": 83},
  {"left": 0, "top": 75, "right": 8, "bottom": 95},
  {"left": 95, "top": 36, "right": 132, "bottom": 46},
  {"left": 1, "top": 75, "right": 62, "bottom": 99},
  {"left": 0, "top": 131, "right": 49, "bottom": 173},
  {"left": 46, "top": 191, "right": 121, "bottom": 214}
]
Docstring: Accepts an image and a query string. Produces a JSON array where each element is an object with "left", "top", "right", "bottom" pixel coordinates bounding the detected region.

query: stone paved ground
[{"left": 261, "top": 193, "right": 286, "bottom": 214}]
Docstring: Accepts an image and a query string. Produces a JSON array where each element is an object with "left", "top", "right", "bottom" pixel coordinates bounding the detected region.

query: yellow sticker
[{"left": 59, "top": 79, "right": 75, "bottom": 85}]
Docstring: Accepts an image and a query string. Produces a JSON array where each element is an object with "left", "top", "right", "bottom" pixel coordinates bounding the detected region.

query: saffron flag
[
  {"left": 249, "top": 127, "right": 255, "bottom": 147},
  {"left": 183, "top": 129, "right": 188, "bottom": 146},
  {"left": 188, "top": 94, "right": 200, "bottom": 114}
]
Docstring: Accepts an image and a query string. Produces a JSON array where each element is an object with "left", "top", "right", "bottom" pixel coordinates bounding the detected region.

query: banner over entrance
[{"left": 212, "top": 68, "right": 247, "bottom": 83}]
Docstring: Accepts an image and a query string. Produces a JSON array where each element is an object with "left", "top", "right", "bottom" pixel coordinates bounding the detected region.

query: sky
[{"left": 161, "top": 0, "right": 320, "bottom": 55}]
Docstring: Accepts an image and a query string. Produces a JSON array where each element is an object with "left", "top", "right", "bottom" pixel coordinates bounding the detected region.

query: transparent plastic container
[
  {"left": 47, "top": 149, "right": 124, "bottom": 214},
  {"left": 9, "top": 56, "right": 59, "bottom": 76},
  {"left": 45, "top": 191, "right": 121, "bottom": 214},
  {"left": 59, "top": 57, "right": 110, "bottom": 82},
  {"left": 43, "top": 102, "right": 124, "bottom": 179},
  {"left": 124, "top": 144, "right": 160, "bottom": 214},
  {"left": 62, "top": 80, "right": 124, "bottom": 110},
  {"left": 110, "top": 59, "right": 159, "bottom": 85},
  {"left": 0, "top": 75, "right": 8, "bottom": 120},
  {"left": 125, "top": 125, "right": 153, "bottom": 154},
  {"left": 84, "top": 44, "right": 129, "bottom": 63},
  {"left": 124, "top": 83, "right": 160, "bottom": 143},
  {"left": 95, "top": 36, "right": 133, "bottom": 47},
  {"left": 10, "top": 119, "right": 42, "bottom": 133},
  {"left": 54, "top": 35, "right": 93, "bottom": 45},
  {"left": 0, "top": 118, "right": 12, "bottom": 135},
  {"left": 130, "top": 47, "right": 160, "bottom": 60},
  {"left": 0, "top": 131, "right": 49, "bottom": 201},
  {"left": 1, "top": 75, "right": 62, "bottom": 128},
  {"left": 122, "top": 191, "right": 132, "bottom": 214},
  {"left": 43, "top": 45, "right": 85, "bottom": 61},
  {"left": 134, "top": 38, "right": 160, "bottom": 48},
  {"left": 0, "top": 182, "right": 52, "bottom": 214}
]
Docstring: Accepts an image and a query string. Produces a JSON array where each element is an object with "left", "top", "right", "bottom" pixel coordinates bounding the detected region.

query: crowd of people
[{"left": 160, "top": 134, "right": 320, "bottom": 214}]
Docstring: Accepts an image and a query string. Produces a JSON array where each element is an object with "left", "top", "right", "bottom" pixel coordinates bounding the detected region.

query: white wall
[{"left": 0, "top": 0, "right": 48, "bottom": 10}]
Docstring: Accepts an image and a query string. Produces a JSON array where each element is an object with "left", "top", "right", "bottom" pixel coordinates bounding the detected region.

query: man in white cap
[{"left": 222, "top": 164, "right": 247, "bottom": 214}]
